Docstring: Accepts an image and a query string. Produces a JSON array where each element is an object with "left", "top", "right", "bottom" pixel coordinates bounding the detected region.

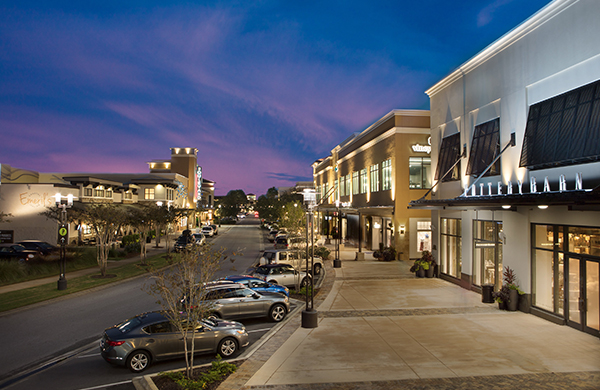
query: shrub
[
  {"left": 122, "top": 234, "right": 139, "bottom": 247},
  {"left": 124, "top": 242, "right": 141, "bottom": 254},
  {"left": 314, "top": 246, "right": 330, "bottom": 260},
  {"left": 374, "top": 246, "right": 397, "bottom": 261}
]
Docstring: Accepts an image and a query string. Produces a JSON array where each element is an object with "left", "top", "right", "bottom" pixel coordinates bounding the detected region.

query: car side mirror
[{"left": 252, "top": 293, "right": 260, "bottom": 299}]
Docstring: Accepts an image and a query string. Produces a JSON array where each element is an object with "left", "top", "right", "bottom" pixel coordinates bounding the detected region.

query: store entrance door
[{"left": 567, "top": 256, "right": 600, "bottom": 336}]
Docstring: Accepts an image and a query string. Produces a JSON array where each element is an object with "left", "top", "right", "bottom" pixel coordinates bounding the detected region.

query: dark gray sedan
[
  {"left": 100, "top": 312, "right": 249, "bottom": 373},
  {"left": 204, "top": 284, "right": 291, "bottom": 322}
]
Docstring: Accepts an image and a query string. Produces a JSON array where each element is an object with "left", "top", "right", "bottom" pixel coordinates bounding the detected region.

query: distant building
[
  {"left": 313, "top": 110, "right": 431, "bottom": 260},
  {"left": 0, "top": 147, "right": 213, "bottom": 244}
]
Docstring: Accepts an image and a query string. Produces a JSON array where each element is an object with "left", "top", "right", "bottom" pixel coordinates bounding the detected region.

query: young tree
[
  {"left": 144, "top": 244, "right": 238, "bottom": 378},
  {"left": 279, "top": 202, "right": 305, "bottom": 237},
  {"left": 77, "top": 203, "right": 128, "bottom": 276},
  {"left": 126, "top": 204, "right": 155, "bottom": 265}
]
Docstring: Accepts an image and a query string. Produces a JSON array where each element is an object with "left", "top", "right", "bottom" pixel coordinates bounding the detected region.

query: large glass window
[
  {"left": 382, "top": 159, "right": 392, "bottom": 190},
  {"left": 466, "top": 118, "right": 501, "bottom": 177},
  {"left": 440, "top": 218, "right": 462, "bottom": 279},
  {"left": 473, "top": 220, "right": 503, "bottom": 289},
  {"left": 345, "top": 174, "right": 351, "bottom": 196},
  {"left": 370, "top": 164, "right": 379, "bottom": 193},
  {"left": 435, "top": 133, "right": 461, "bottom": 182},
  {"left": 520, "top": 79, "right": 600, "bottom": 170},
  {"left": 352, "top": 172, "right": 359, "bottom": 195},
  {"left": 532, "top": 225, "right": 565, "bottom": 316},
  {"left": 84, "top": 188, "right": 92, "bottom": 197},
  {"left": 409, "top": 157, "right": 431, "bottom": 189},
  {"left": 338, "top": 178, "right": 344, "bottom": 199},
  {"left": 360, "top": 168, "right": 368, "bottom": 194}
]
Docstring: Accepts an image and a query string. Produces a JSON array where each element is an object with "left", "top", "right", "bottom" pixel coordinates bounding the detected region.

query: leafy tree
[
  {"left": 74, "top": 203, "right": 128, "bottom": 276},
  {"left": 144, "top": 244, "right": 239, "bottom": 379},
  {"left": 219, "top": 190, "right": 247, "bottom": 218},
  {"left": 126, "top": 204, "right": 156, "bottom": 264},
  {"left": 279, "top": 202, "right": 305, "bottom": 237}
]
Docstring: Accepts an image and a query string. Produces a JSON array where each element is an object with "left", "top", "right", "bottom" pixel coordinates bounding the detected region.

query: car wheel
[
  {"left": 217, "top": 337, "right": 237, "bottom": 357},
  {"left": 208, "top": 312, "right": 221, "bottom": 320},
  {"left": 269, "top": 303, "right": 287, "bottom": 322},
  {"left": 313, "top": 263, "right": 322, "bottom": 275},
  {"left": 127, "top": 350, "right": 150, "bottom": 373},
  {"left": 268, "top": 279, "right": 279, "bottom": 285}
]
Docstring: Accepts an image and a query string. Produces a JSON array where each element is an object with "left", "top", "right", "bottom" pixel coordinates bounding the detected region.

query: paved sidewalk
[{"left": 218, "top": 247, "right": 600, "bottom": 390}]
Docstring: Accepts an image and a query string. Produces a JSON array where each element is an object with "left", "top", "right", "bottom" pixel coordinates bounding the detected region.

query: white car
[
  {"left": 201, "top": 226, "right": 214, "bottom": 237},
  {"left": 259, "top": 249, "right": 323, "bottom": 275}
]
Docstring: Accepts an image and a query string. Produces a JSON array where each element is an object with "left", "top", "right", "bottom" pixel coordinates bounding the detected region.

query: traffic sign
[{"left": 58, "top": 224, "right": 68, "bottom": 245}]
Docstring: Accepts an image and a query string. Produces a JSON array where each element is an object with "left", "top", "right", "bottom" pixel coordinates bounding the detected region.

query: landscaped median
[{"left": 0, "top": 253, "right": 174, "bottom": 313}]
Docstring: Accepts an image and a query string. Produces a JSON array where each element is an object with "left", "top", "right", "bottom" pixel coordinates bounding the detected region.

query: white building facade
[{"left": 411, "top": 0, "right": 600, "bottom": 337}]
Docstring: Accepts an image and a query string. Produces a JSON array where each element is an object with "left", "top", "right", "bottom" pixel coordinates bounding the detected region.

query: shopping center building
[
  {"left": 0, "top": 147, "right": 214, "bottom": 245},
  {"left": 313, "top": 109, "right": 432, "bottom": 261},
  {"left": 410, "top": 0, "right": 600, "bottom": 336}
]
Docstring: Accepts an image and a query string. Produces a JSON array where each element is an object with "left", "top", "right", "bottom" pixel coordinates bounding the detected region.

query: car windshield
[
  {"left": 116, "top": 316, "right": 143, "bottom": 333},
  {"left": 38, "top": 242, "right": 53, "bottom": 249}
]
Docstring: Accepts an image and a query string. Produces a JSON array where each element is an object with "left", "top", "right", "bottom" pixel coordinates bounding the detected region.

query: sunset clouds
[{"left": 0, "top": 0, "right": 551, "bottom": 195}]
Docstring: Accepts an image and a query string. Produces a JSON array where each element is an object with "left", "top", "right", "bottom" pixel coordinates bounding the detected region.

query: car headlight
[
  {"left": 236, "top": 329, "right": 247, "bottom": 335},
  {"left": 28, "top": 254, "right": 34, "bottom": 258}
]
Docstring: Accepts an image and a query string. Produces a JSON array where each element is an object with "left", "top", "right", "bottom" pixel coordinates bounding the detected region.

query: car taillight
[{"left": 106, "top": 340, "right": 126, "bottom": 347}]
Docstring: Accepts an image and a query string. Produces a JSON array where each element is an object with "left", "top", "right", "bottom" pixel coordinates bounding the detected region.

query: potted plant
[
  {"left": 421, "top": 251, "right": 436, "bottom": 278},
  {"left": 493, "top": 266, "right": 524, "bottom": 311},
  {"left": 410, "top": 259, "right": 425, "bottom": 277},
  {"left": 492, "top": 285, "right": 510, "bottom": 310},
  {"left": 502, "top": 266, "right": 524, "bottom": 311}
]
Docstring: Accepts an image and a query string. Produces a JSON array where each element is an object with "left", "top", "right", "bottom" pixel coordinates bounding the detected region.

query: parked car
[
  {"left": 220, "top": 275, "right": 289, "bottom": 297},
  {"left": 182, "top": 283, "right": 290, "bottom": 323},
  {"left": 201, "top": 225, "right": 215, "bottom": 237},
  {"left": 210, "top": 224, "right": 219, "bottom": 235},
  {"left": 100, "top": 311, "right": 248, "bottom": 373},
  {"left": 251, "top": 264, "right": 310, "bottom": 289},
  {"left": 0, "top": 244, "right": 40, "bottom": 263},
  {"left": 173, "top": 235, "right": 195, "bottom": 252},
  {"left": 17, "top": 240, "right": 58, "bottom": 256},
  {"left": 192, "top": 233, "right": 206, "bottom": 245},
  {"left": 260, "top": 249, "right": 323, "bottom": 275},
  {"left": 267, "top": 229, "right": 279, "bottom": 242}
]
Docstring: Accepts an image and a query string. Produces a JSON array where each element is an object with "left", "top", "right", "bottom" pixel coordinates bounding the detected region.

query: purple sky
[{"left": 0, "top": 0, "right": 551, "bottom": 196}]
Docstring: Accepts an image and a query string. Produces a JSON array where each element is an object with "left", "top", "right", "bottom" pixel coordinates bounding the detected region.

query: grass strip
[{"left": 0, "top": 253, "right": 174, "bottom": 313}]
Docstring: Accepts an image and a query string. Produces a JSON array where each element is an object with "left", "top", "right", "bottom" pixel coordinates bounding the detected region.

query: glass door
[{"left": 567, "top": 256, "right": 600, "bottom": 336}]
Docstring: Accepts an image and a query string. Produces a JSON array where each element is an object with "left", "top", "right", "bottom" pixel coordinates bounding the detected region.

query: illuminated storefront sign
[
  {"left": 195, "top": 166, "right": 202, "bottom": 202},
  {"left": 411, "top": 137, "right": 431, "bottom": 154},
  {"left": 463, "top": 173, "right": 588, "bottom": 197}
]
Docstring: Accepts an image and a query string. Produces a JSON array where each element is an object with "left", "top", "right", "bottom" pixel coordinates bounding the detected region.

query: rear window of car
[
  {"left": 117, "top": 316, "right": 143, "bottom": 333},
  {"left": 263, "top": 252, "right": 276, "bottom": 261}
]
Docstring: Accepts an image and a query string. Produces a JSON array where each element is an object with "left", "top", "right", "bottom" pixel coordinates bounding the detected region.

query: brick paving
[{"left": 217, "top": 247, "right": 600, "bottom": 390}]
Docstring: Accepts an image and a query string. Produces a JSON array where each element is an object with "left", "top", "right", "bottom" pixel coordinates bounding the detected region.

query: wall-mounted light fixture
[
  {"left": 502, "top": 205, "right": 511, "bottom": 210},
  {"left": 399, "top": 225, "right": 406, "bottom": 235},
  {"left": 538, "top": 205, "right": 549, "bottom": 209}
]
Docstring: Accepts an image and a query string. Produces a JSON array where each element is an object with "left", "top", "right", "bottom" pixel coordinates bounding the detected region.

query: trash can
[{"left": 482, "top": 284, "right": 494, "bottom": 303}]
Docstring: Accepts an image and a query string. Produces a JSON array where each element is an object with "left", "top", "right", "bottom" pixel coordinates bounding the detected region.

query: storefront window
[
  {"left": 409, "top": 157, "right": 431, "bottom": 189},
  {"left": 417, "top": 221, "right": 431, "bottom": 253},
  {"left": 473, "top": 220, "right": 503, "bottom": 289},
  {"left": 440, "top": 218, "right": 461, "bottom": 279},
  {"left": 569, "top": 227, "right": 600, "bottom": 256}
]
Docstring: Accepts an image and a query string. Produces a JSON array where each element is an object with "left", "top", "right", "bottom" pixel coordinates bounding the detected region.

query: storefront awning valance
[{"left": 408, "top": 185, "right": 600, "bottom": 211}]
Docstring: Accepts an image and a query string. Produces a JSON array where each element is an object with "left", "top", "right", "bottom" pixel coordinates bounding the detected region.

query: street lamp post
[
  {"left": 301, "top": 189, "right": 318, "bottom": 328},
  {"left": 333, "top": 200, "right": 342, "bottom": 268},
  {"left": 55, "top": 193, "right": 73, "bottom": 290}
]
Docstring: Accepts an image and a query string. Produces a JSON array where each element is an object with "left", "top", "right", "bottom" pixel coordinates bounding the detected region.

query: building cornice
[{"left": 426, "top": 0, "right": 578, "bottom": 97}]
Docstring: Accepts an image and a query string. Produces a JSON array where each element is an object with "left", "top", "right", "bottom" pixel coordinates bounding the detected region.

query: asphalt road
[{"left": 0, "top": 217, "right": 279, "bottom": 390}]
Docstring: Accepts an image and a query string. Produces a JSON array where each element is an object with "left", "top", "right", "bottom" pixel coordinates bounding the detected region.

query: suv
[
  {"left": 260, "top": 249, "right": 323, "bottom": 275},
  {"left": 17, "top": 240, "right": 58, "bottom": 256},
  {"left": 202, "top": 283, "right": 290, "bottom": 322},
  {"left": 274, "top": 236, "right": 306, "bottom": 250},
  {"left": 173, "top": 235, "right": 195, "bottom": 252},
  {"left": 210, "top": 224, "right": 219, "bottom": 235},
  {"left": 251, "top": 264, "right": 310, "bottom": 289}
]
